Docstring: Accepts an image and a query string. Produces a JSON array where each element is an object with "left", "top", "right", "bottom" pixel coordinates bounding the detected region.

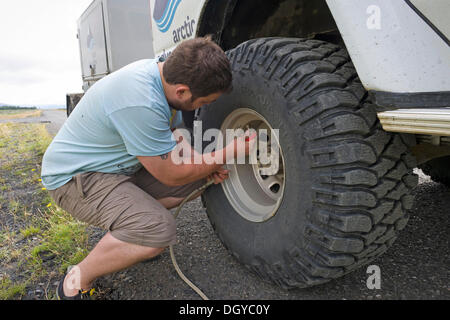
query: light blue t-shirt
[{"left": 41, "top": 59, "right": 182, "bottom": 190}]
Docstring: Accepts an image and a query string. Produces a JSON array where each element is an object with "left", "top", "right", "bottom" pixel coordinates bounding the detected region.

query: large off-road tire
[
  {"left": 419, "top": 156, "right": 450, "bottom": 187},
  {"left": 199, "top": 38, "right": 418, "bottom": 288}
]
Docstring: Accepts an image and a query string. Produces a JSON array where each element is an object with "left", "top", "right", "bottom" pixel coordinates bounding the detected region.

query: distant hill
[
  {"left": 0, "top": 105, "right": 37, "bottom": 110},
  {"left": 0, "top": 103, "right": 65, "bottom": 110}
]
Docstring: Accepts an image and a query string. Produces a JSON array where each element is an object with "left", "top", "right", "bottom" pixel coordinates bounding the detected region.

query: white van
[{"left": 68, "top": 0, "right": 450, "bottom": 289}]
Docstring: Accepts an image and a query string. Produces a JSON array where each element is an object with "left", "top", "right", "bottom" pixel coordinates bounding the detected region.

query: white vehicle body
[
  {"left": 327, "top": 0, "right": 450, "bottom": 94},
  {"left": 77, "top": 0, "right": 154, "bottom": 90},
  {"left": 75, "top": 0, "right": 450, "bottom": 136},
  {"left": 149, "top": 0, "right": 450, "bottom": 95},
  {"left": 150, "top": 0, "right": 204, "bottom": 60}
]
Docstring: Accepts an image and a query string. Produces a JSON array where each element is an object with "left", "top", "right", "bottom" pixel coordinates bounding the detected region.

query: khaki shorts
[{"left": 48, "top": 168, "right": 206, "bottom": 248}]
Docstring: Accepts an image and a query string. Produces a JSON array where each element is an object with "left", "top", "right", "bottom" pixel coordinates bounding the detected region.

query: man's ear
[{"left": 175, "top": 85, "right": 192, "bottom": 100}]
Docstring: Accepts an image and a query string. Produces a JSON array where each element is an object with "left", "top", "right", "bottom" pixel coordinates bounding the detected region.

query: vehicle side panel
[{"left": 326, "top": 0, "right": 450, "bottom": 94}]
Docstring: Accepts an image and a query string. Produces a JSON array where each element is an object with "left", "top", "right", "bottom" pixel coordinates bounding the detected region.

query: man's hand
[{"left": 207, "top": 167, "right": 230, "bottom": 184}]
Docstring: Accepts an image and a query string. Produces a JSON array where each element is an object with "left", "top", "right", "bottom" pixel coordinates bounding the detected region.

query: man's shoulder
[
  {"left": 94, "top": 59, "right": 165, "bottom": 115},
  {"left": 96, "top": 59, "right": 158, "bottom": 90},
  {"left": 121, "top": 58, "right": 157, "bottom": 74}
]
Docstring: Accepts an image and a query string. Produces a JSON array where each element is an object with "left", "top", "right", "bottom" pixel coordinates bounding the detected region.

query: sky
[{"left": 0, "top": 0, "right": 93, "bottom": 106}]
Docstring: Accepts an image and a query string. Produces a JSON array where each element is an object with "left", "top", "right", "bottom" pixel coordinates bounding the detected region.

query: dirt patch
[{"left": 0, "top": 110, "right": 43, "bottom": 120}]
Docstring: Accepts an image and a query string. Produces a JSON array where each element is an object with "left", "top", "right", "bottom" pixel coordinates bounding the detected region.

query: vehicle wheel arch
[{"left": 197, "top": 0, "right": 342, "bottom": 51}]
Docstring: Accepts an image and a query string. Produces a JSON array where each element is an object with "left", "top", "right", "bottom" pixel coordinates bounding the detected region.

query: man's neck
[
  {"left": 157, "top": 62, "right": 168, "bottom": 93},
  {"left": 157, "top": 61, "right": 175, "bottom": 107}
]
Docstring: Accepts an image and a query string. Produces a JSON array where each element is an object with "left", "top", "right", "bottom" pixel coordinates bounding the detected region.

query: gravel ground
[
  {"left": 92, "top": 170, "right": 449, "bottom": 300},
  {"left": 17, "top": 111, "right": 450, "bottom": 300}
]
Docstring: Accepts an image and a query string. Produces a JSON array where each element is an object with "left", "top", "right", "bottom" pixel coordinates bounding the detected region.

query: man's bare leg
[
  {"left": 63, "top": 193, "right": 202, "bottom": 297},
  {"left": 63, "top": 232, "right": 164, "bottom": 296}
]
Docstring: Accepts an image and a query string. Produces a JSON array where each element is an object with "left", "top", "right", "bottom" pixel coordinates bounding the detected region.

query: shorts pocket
[{"left": 74, "top": 173, "right": 87, "bottom": 198}]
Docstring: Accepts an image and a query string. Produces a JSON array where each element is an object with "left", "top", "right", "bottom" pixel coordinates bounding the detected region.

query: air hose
[{"left": 169, "top": 179, "right": 215, "bottom": 300}]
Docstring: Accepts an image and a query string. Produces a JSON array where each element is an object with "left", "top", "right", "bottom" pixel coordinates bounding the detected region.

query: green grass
[
  {"left": 29, "top": 207, "right": 89, "bottom": 273},
  {"left": 0, "top": 184, "right": 11, "bottom": 192},
  {"left": 8, "top": 199, "right": 22, "bottom": 215},
  {"left": 0, "top": 123, "right": 90, "bottom": 300},
  {"left": 20, "top": 226, "right": 41, "bottom": 238},
  {"left": 0, "top": 278, "right": 27, "bottom": 300}
]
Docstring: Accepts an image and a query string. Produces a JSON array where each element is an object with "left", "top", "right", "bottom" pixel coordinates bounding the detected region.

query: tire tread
[{"left": 205, "top": 38, "right": 417, "bottom": 289}]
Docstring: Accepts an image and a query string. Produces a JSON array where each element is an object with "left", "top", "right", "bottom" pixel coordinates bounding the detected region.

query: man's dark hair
[{"left": 163, "top": 37, "right": 232, "bottom": 101}]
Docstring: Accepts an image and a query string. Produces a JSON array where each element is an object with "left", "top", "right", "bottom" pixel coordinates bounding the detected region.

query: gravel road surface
[
  {"left": 23, "top": 110, "right": 450, "bottom": 299},
  {"left": 94, "top": 173, "right": 449, "bottom": 300}
]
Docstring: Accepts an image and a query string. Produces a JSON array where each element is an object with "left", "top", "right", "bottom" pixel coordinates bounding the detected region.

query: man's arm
[
  {"left": 138, "top": 146, "right": 226, "bottom": 187},
  {"left": 138, "top": 151, "right": 221, "bottom": 186},
  {"left": 138, "top": 130, "right": 255, "bottom": 186}
]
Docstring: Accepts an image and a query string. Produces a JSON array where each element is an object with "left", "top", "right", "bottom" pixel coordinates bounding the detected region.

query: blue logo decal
[{"left": 153, "top": 0, "right": 182, "bottom": 33}]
